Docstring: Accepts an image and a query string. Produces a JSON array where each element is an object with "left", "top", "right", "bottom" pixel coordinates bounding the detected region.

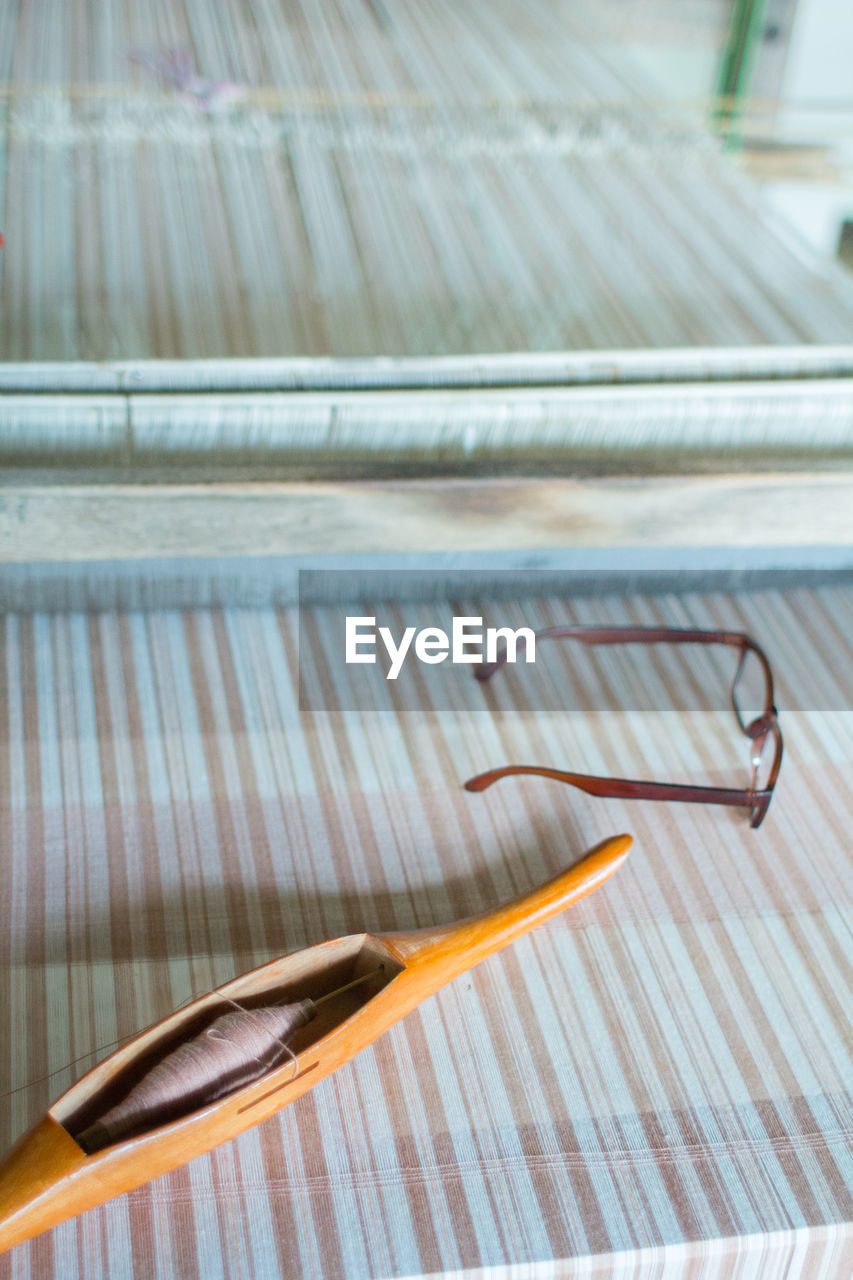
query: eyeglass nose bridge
[
  {"left": 746, "top": 713, "right": 782, "bottom": 826},
  {"left": 745, "top": 708, "right": 778, "bottom": 746},
  {"left": 746, "top": 709, "right": 777, "bottom": 777}
]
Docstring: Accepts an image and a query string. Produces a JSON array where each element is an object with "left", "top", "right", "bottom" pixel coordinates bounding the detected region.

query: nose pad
[{"left": 750, "top": 731, "right": 768, "bottom": 771}]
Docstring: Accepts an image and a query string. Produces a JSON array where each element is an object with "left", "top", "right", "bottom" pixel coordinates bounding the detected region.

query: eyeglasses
[{"left": 464, "top": 626, "right": 783, "bottom": 828}]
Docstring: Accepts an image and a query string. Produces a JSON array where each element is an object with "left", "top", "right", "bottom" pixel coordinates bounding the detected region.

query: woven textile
[
  {"left": 1, "top": 584, "right": 852, "bottom": 1277},
  {"left": 5, "top": 0, "right": 853, "bottom": 360}
]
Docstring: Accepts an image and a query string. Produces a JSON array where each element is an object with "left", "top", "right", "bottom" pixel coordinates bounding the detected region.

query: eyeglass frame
[{"left": 464, "top": 626, "right": 783, "bottom": 828}]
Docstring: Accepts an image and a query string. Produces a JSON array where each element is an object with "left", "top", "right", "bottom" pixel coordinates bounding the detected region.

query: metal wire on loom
[{"left": 4, "top": 0, "right": 853, "bottom": 364}]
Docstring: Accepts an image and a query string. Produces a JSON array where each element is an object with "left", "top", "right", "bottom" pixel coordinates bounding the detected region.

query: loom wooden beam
[{"left": 1, "top": 474, "right": 852, "bottom": 564}]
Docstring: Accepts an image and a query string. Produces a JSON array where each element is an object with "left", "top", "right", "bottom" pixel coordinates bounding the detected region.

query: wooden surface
[{"left": 2, "top": 474, "right": 852, "bottom": 565}]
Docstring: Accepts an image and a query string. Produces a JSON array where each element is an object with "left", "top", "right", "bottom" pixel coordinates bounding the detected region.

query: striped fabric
[
  {"left": 5, "top": 0, "right": 853, "bottom": 361},
  {"left": 1, "top": 583, "right": 851, "bottom": 1278}
]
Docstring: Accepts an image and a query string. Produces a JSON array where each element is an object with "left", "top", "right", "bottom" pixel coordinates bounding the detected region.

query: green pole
[{"left": 712, "top": 0, "right": 770, "bottom": 152}]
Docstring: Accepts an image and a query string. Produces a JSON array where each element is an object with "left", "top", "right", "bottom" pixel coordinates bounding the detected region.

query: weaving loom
[
  {"left": 7, "top": 0, "right": 853, "bottom": 365},
  {"left": 2, "top": 1, "right": 853, "bottom": 1277},
  {"left": 2, "top": 585, "right": 852, "bottom": 1279}
]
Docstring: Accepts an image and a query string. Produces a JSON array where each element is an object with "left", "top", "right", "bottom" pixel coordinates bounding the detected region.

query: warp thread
[{"left": 77, "top": 999, "right": 316, "bottom": 1153}]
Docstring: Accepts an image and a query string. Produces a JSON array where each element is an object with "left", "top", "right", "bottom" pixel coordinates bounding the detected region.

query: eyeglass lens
[{"left": 732, "top": 645, "right": 775, "bottom": 789}]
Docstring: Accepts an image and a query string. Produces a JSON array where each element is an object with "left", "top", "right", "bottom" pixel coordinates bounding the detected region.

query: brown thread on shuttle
[{"left": 74, "top": 967, "right": 384, "bottom": 1152}]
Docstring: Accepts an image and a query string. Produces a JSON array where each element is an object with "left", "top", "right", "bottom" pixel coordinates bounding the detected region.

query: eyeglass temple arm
[
  {"left": 465, "top": 764, "right": 778, "bottom": 827},
  {"left": 464, "top": 765, "right": 762, "bottom": 808}
]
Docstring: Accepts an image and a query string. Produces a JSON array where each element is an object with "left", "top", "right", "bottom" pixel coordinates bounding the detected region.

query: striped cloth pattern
[
  {"left": 5, "top": 0, "right": 853, "bottom": 360},
  {"left": 1, "top": 583, "right": 851, "bottom": 1278}
]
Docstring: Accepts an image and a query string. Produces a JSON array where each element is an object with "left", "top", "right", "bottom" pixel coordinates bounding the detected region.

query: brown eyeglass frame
[{"left": 464, "top": 626, "right": 783, "bottom": 828}]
